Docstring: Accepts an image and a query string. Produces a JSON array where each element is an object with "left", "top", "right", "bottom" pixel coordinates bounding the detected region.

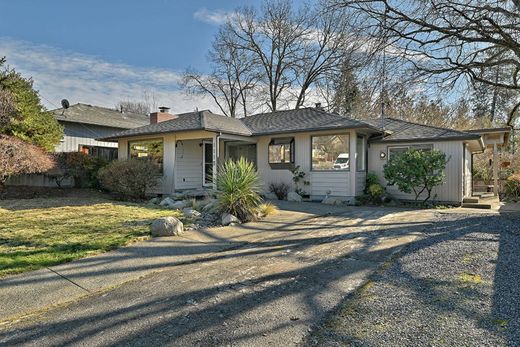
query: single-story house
[
  {"left": 99, "top": 106, "right": 509, "bottom": 204},
  {"left": 52, "top": 103, "right": 149, "bottom": 160}
]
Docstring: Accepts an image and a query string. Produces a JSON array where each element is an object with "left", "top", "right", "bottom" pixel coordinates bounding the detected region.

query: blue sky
[{"left": 0, "top": 0, "right": 262, "bottom": 111}]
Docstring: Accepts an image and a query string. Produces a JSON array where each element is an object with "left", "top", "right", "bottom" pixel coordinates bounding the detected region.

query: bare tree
[
  {"left": 183, "top": 0, "right": 373, "bottom": 114},
  {"left": 115, "top": 101, "right": 151, "bottom": 115},
  {"left": 335, "top": 0, "right": 520, "bottom": 125},
  {"left": 182, "top": 27, "right": 259, "bottom": 118},
  {"left": 223, "top": 0, "right": 309, "bottom": 111},
  {"left": 293, "top": 2, "right": 369, "bottom": 108}
]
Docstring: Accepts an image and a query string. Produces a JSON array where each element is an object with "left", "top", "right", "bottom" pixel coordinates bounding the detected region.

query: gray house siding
[{"left": 55, "top": 121, "right": 121, "bottom": 152}]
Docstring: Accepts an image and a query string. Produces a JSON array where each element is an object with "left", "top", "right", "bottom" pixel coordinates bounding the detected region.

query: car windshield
[{"left": 335, "top": 158, "right": 349, "bottom": 164}]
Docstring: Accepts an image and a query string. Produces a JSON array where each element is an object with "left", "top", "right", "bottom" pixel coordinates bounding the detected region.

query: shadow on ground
[{"left": 1, "top": 205, "right": 518, "bottom": 346}]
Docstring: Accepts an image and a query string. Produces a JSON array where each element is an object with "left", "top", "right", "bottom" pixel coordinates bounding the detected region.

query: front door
[{"left": 203, "top": 141, "right": 213, "bottom": 187}]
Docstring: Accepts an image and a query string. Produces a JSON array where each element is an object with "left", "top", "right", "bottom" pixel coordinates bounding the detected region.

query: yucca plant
[{"left": 216, "top": 158, "right": 263, "bottom": 222}]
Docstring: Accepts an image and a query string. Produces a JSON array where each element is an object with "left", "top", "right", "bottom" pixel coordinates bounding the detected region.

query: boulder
[
  {"left": 183, "top": 208, "right": 201, "bottom": 218},
  {"left": 322, "top": 196, "right": 344, "bottom": 205},
  {"left": 159, "top": 197, "right": 176, "bottom": 207},
  {"left": 150, "top": 217, "right": 184, "bottom": 236},
  {"left": 287, "top": 191, "right": 303, "bottom": 202},
  {"left": 222, "top": 213, "right": 241, "bottom": 226}
]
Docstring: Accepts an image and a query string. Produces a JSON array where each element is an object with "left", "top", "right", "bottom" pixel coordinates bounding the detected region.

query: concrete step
[
  {"left": 462, "top": 203, "right": 492, "bottom": 209},
  {"left": 474, "top": 192, "right": 494, "bottom": 198},
  {"left": 463, "top": 197, "right": 480, "bottom": 203}
]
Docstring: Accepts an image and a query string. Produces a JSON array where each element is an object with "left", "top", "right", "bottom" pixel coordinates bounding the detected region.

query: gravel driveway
[{"left": 306, "top": 211, "right": 520, "bottom": 347}]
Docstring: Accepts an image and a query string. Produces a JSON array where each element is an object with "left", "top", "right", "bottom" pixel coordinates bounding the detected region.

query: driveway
[{"left": 0, "top": 202, "right": 436, "bottom": 346}]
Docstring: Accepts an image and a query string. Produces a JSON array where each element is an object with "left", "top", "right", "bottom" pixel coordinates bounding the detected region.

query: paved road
[{"left": 0, "top": 203, "right": 435, "bottom": 346}]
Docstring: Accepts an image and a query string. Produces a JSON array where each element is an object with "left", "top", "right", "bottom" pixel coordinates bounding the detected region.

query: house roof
[
  {"left": 363, "top": 117, "right": 482, "bottom": 143},
  {"left": 52, "top": 103, "right": 149, "bottom": 129},
  {"left": 100, "top": 110, "right": 252, "bottom": 140},
  {"left": 241, "top": 107, "right": 380, "bottom": 135},
  {"left": 98, "top": 107, "right": 486, "bottom": 144},
  {"left": 100, "top": 107, "right": 380, "bottom": 141}
]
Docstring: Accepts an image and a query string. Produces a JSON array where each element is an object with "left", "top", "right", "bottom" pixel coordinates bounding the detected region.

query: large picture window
[
  {"left": 268, "top": 138, "right": 294, "bottom": 168},
  {"left": 312, "top": 134, "right": 350, "bottom": 171},
  {"left": 129, "top": 139, "right": 164, "bottom": 172}
]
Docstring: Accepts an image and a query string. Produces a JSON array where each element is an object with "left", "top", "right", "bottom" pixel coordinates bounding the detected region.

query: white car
[{"left": 333, "top": 153, "right": 349, "bottom": 169}]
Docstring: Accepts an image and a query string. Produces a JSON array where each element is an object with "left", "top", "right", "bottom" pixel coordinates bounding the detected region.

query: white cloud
[
  {"left": 193, "top": 8, "right": 234, "bottom": 25},
  {"left": 0, "top": 37, "right": 218, "bottom": 113}
]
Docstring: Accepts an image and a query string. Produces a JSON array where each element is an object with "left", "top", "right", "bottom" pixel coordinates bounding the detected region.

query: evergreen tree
[
  {"left": 331, "top": 62, "right": 360, "bottom": 115},
  {"left": 0, "top": 60, "right": 63, "bottom": 151}
]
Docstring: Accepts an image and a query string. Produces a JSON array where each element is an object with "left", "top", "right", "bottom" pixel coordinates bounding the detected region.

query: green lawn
[{"left": 0, "top": 195, "right": 183, "bottom": 278}]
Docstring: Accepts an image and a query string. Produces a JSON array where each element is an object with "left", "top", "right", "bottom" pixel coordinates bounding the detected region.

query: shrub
[
  {"left": 504, "top": 173, "right": 520, "bottom": 199},
  {"left": 365, "top": 172, "right": 379, "bottom": 190},
  {"left": 216, "top": 158, "right": 263, "bottom": 222},
  {"left": 269, "top": 182, "right": 289, "bottom": 200},
  {"left": 98, "top": 159, "right": 161, "bottom": 200},
  {"left": 0, "top": 135, "right": 54, "bottom": 186},
  {"left": 256, "top": 202, "right": 278, "bottom": 217},
  {"left": 384, "top": 148, "right": 449, "bottom": 202},
  {"left": 186, "top": 198, "right": 202, "bottom": 211},
  {"left": 367, "top": 183, "right": 385, "bottom": 200},
  {"left": 291, "top": 165, "right": 310, "bottom": 196},
  {"left": 51, "top": 152, "right": 108, "bottom": 188}
]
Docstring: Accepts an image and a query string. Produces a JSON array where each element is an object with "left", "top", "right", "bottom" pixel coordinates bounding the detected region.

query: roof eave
[
  {"left": 98, "top": 127, "right": 252, "bottom": 142},
  {"left": 57, "top": 118, "right": 145, "bottom": 129},
  {"left": 369, "top": 134, "right": 482, "bottom": 144}
]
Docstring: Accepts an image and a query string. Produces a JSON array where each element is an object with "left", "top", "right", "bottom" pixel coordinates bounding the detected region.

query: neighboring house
[
  {"left": 52, "top": 103, "right": 149, "bottom": 160},
  {"left": 100, "top": 106, "right": 509, "bottom": 204},
  {"left": 6, "top": 103, "right": 149, "bottom": 187}
]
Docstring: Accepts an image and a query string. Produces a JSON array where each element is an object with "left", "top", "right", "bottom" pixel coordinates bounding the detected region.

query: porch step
[
  {"left": 463, "top": 197, "right": 480, "bottom": 204},
  {"left": 473, "top": 192, "right": 495, "bottom": 198},
  {"left": 461, "top": 203, "right": 492, "bottom": 209}
]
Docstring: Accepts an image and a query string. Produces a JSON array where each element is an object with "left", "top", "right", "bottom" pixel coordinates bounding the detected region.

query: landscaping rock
[
  {"left": 171, "top": 192, "right": 186, "bottom": 201},
  {"left": 159, "top": 197, "right": 176, "bottom": 207},
  {"left": 287, "top": 191, "right": 303, "bottom": 202},
  {"left": 222, "top": 213, "right": 241, "bottom": 226},
  {"left": 150, "top": 217, "right": 184, "bottom": 236},
  {"left": 322, "top": 196, "right": 344, "bottom": 205},
  {"left": 148, "top": 197, "right": 160, "bottom": 205},
  {"left": 182, "top": 208, "right": 201, "bottom": 218},
  {"left": 170, "top": 200, "right": 187, "bottom": 210},
  {"left": 264, "top": 192, "right": 278, "bottom": 200}
]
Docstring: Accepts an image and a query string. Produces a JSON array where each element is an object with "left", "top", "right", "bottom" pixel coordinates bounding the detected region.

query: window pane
[
  {"left": 129, "top": 139, "right": 164, "bottom": 171},
  {"left": 388, "top": 147, "right": 408, "bottom": 161},
  {"left": 312, "top": 134, "right": 350, "bottom": 170},
  {"left": 356, "top": 135, "right": 365, "bottom": 171},
  {"left": 269, "top": 143, "right": 292, "bottom": 163},
  {"left": 412, "top": 144, "right": 433, "bottom": 152}
]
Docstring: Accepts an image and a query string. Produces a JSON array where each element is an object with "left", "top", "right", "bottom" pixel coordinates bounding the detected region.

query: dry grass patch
[{"left": 0, "top": 196, "right": 183, "bottom": 277}]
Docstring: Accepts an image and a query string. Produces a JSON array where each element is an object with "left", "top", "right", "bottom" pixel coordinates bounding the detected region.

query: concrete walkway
[{"left": 0, "top": 202, "right": 437, "bottom": 346}]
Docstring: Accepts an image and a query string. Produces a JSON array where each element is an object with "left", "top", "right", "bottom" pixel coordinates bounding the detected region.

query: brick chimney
[{"left": 150, "top": 106, "right": 177, "bottom": 124}]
